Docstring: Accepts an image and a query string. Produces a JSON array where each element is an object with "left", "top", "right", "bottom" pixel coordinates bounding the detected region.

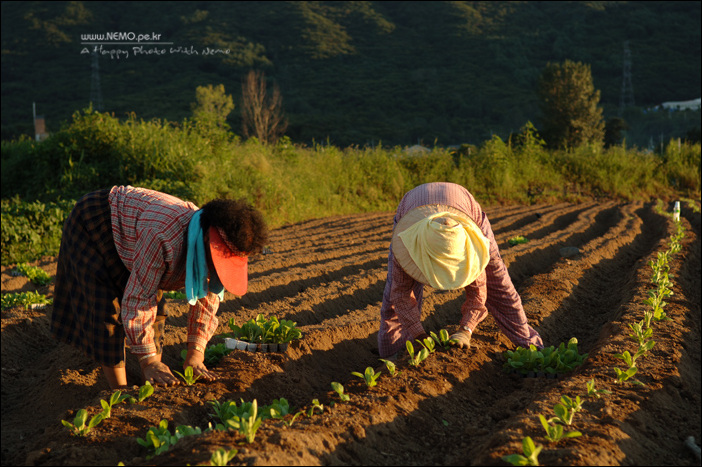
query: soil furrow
[{"left": 2, "top": 202, "right": 700, "bottom": 467}]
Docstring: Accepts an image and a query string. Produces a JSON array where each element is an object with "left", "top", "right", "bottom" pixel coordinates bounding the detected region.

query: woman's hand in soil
[
  {"left": 187, "top": 361, "right": 217, "bottom": 382},
  {"left": 142, "top": 361, "right": 181, "bottom": 387},
  {"left": 184, "top": 346, "right": 217, "bottom": 381}
]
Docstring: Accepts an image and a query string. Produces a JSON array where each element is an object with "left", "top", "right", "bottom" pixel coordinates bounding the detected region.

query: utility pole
[
  {"left": 90, "top": 49, "right": 103, "bottom": 111},
  {"left": 618, "top": 40, "right": 634, "bottom": 117}
]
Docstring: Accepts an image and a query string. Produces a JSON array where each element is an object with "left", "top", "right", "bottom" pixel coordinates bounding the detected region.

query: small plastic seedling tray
[
  {"left": 224, "top": 338, "right": 289, "bottom": 354},
  {"left": 506, "top": 369, "right": 564, "bottom": 379}
]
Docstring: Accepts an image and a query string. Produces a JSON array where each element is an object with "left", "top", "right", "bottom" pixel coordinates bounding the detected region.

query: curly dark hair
[{"left": 199, "top": 199, "right": 268, "bottom": 255}]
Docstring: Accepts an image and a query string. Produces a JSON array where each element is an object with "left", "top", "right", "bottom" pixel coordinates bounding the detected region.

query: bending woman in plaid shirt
[
  {"left": 51, "top": 185, "right": 268, "bottom": 390},
  {"left": 378, "top": 182, "right": 543, "bottom": 358}
]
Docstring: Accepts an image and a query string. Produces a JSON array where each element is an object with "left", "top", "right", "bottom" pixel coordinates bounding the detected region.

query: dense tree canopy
[{"left": 538, "top": 60, "right": 605, "bottom": 149}]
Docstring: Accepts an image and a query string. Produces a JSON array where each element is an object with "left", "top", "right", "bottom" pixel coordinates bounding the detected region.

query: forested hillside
[{"left": 1, "top": 1, "right": 700, "bottom": 147}]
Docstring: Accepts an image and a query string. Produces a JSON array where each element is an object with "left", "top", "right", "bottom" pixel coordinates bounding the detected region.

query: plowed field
[{"left": 2, "top": 200, "right": 700, "bottom": 466}]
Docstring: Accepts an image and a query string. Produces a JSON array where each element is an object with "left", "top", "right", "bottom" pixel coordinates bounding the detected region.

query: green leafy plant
[
  {"left": 239, "top": 399, "right": 263, "bottom": 443},
  {"left": 257, "top": 314, "right": 280, "bottom": 344},
  {"left": 209, "top": 399, "right": 241, "bottom": 429},
  {"left": 614, "top": 366, "right": 639, "bottom": 384},
  {"left": 282, "top": 411, "right": 304, "bottom": 427},
  {"left": 430, "top": 329, "right": 452, "bottom": 349},
  {"left": 228, "top": 315, "right": 302, "bottom": 345},
  {"left": 379, "top": 358, "right": 400, "bottom": 377},
  {"left": 406, "top": 341, "right": 430, "bottom": 367},
  {"left": 173, "top": 366, "right": 201, "bottom": 386},
  {"left": 162, "top": 290, "right": 187, "bottom": 300},
  {"left": 181, "top": 343, "right": 233, "bottom": 367},
  {"left": 614, "top": 340, "right": 656, "bottom": 368},
  {"left": 1, "top": 291, "right": 53, "bottom": 310},
  {"left": 420, "top": 336, "right": 436, "bottom": 353},
  {"left": 503, "top": 338, "right": 587, "bottom": 375},
  {"left": 628, "top": 320, "right": 653, "bottom": 346},
  {"left": 12, "top": 263, "right": 52, "bottom": 285},
  {"left": 267, "top": 398, "right": 293, "bottom": 420},
  {"left": 585, "top": 378, "right": 611, "bottom": 398},
  {"left": 508, "top": 235, "right": 529, "bottom": 246},
  {"left": 209, "top": 447, "right": 238, "bottom": 466},
  {"left": 1, "top": 197, "right": 73, "bottom": 266},
  {"left": 502, "top": 436, "right": 542, "bottom": 466},
  {"left": 549, "top": 395, "right": 582, "bottom": 426},
  {"left": 307, "top": 398, "right": 324, "bottom": 417},
  {"left": 331, "top": 382, "right": 350, "bottom": 402},
  {"left": 644, "top": 289, "right": 671, "bottom": 323},
  {"left": 243, "top": 320, "right": 262, "bottom": 343},
  {"left": 351, "top": 366, "right": 382, "bottom": 388},
  {"left": 277, "top": 319, "right": 303, "bottom": 343},
  {"left": 100, "top": 390, "right": 130, "bottom": 419},
  {"left": 136, "top": 420, "right": 173, "bottom": 457},
  {"left": 61, "top": 408, "right": 104, "bottom": 437},
  {"left": 136, "top": 420, "right": 202, "bottom": 459},
  {"left": 538, "top": 414, "right": 582, "bottom": 443}
]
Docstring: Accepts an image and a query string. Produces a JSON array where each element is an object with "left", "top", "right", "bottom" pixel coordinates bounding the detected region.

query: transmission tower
[
  {"left": 618, "top": 40, "right": 634, "bottom": 116},
  {"left": 90, "top": 49, "right": 104, "bottom": 111}
]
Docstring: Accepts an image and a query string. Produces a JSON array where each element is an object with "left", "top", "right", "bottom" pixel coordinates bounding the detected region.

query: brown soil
[{"left": 2, "top": 201, "right": 700, "bottom": 466}]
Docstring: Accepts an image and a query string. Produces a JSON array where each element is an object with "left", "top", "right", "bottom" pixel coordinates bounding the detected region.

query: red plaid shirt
[{"left": 109, "top": 186, "right": 219, "bottom": 355}]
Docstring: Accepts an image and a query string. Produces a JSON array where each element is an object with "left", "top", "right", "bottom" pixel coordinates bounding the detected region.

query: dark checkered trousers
[{"left": 50, "top": 189, "right": 165, "bottom": 367}]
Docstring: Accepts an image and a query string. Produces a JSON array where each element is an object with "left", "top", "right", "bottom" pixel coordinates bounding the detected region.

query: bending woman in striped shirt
[
  {"left": 378, "top": 182, "right": 543, "bottom": 358},
  {"left": 50, "top": 185, "right": 268, "bottom": 390}
]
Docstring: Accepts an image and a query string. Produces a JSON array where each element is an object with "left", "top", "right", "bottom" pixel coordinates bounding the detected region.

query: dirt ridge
[{"left": 1, "top": 201, "right": 700, "bottom": 466}]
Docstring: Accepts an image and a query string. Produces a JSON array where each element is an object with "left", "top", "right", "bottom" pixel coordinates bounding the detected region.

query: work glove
[{"left": 449, "top": 330, "right": 472, "bottom": 349}]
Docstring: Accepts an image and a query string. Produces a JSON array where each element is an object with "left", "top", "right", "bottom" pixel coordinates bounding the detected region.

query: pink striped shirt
[
  {"left": 379, "top": 182, "right": 543, "bottom": 357},
  {"left": 109, "top": 186, "right": 219, "bottom": 355}
]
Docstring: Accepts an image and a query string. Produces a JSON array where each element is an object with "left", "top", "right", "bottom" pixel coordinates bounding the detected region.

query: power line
[
  {"left": 90, "top": 49, "right": 104, "bottom": 111},
  {"left": 619, "top": 40, "right": 634, "bottom": 116}
]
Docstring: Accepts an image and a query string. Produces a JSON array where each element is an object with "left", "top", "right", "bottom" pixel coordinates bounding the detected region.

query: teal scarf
[{"left": 185, "top": 210, "right": 224, "bottom": 305}]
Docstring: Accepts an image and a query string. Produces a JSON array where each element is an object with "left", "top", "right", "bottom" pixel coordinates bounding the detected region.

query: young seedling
[
  {"left": 585, "top": 378, "right": 611, "bottom": 398},
  {"left": 628, "top": 320, "right": 653, "bottom": 346},
  {"left": 174, "top": 366, "right": 201, "bottom": 386},
  {"left": 1, "top": 291, "right": 53, "bottom": 310},
  {"left": 209, "top": 447, "right": 238, "bottom": 466},
  {"left": 239, "top": 400, "right": 263, "bottom": 443},
  {"left": 351, "top": 367, "right": 382, "bottom": 388},
  {"left": 61, "top": 408, "right": 104, "bottom": 437},
  {"left": 508, "top": 235, "right": 529, "bottom": 246},
  {"left": 283, "top": 411, "right": 304, "bottom": 427},
  {"left": 136, "top": 420, "right": 177, "bottom": 458},
  {"left": 277, "top": 319, "right": 302, "bottom": 344},
  {"left": 209, "top": 399, "right": 241, "bottom": 428},
  {"left": 162, "top": 290, "right": 187, "bottom": 300},
  {"left": 379, "top": 359, "right": 400, "bottom": 377},
  {"left": 267, "top": 398, "right": 292, "bottom": 420},
  {"left": 331, "top": 382, "right": 351, "bottom": 402},
  {"left": 307, "top": 399, "right": 324, "bottom": 417},
  {"left": 614, "top": 366, "right": 640, "bottom": 385},
  {"left": 547, "top": 395, "right": 582, "bottom": 426},
  {"left": 614, "top": 339, "right": 655, "bottom": 369},
  {"left": 430, "top": 329, "right": 452, "bottom": 349},
  {"left": 137, "top": 421, "right": 203, "bottom": 459},
  {"left": 421, "top": 336, "right": 436, "bottom": 353},
  {"left": 100, "top": 390, "right": 130, "bottom": 419},
  {"left": 202, "top": 343, "right": 233, "bottom": 366},
  {"left": 538, "top": 414, "right": 582, "bottom": 443},
  {"left": 501, "top": 436, "right": 542, "bottom": 466},
  {"left": 406, "top": 341, "right": 429, "bottom": 367},
  {"left": 13, "top": 263, "right": 52, "bottom": 286},
  {"left": 138, "top": 381, "right": 155, "bottom": 401}
]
